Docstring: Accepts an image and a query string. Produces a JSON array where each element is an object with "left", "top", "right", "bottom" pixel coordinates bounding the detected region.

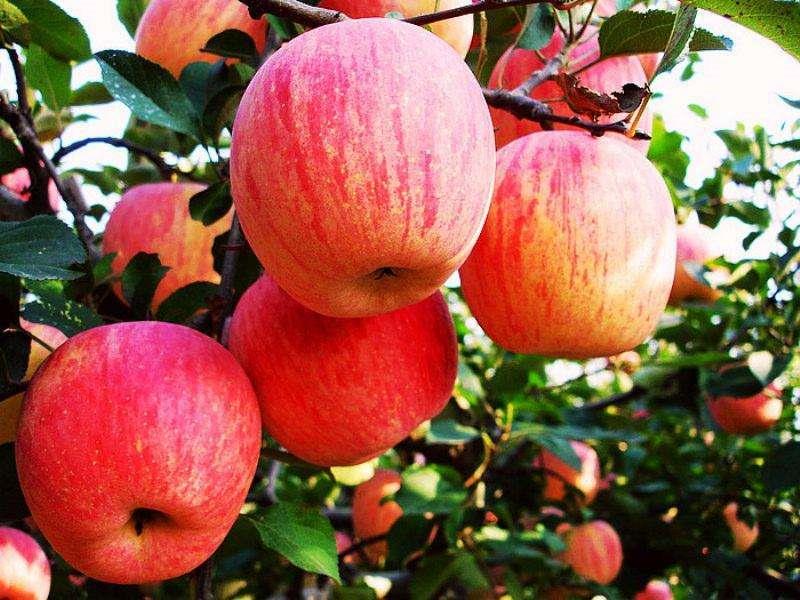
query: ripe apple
[
  {"left": 228, "top": 276, "right": 458, "bottom": 466},
  {"left": 1, "top": 167, "right": 60, "bottom": 212},
  {"left": 230, "top": 17, "right": 495, "bottom": 318},
  {"left": 634, "top": 580, "right": 674, "bottom": 600},
  {"left": 16, "top": 322, "right": 262, "bottom": 584},
  {"left": 459, "top": 131, "right": 676, "bottom": 358},
  {"left": 0, "top": 526, "right": 51, "bottom": 600},
  {"left": 558, "top": 520, "right": 623, "bottom": 585},
  {"left": 707, "top": 383, "right": 783, "bottom": 435},
  {"left": 102, "top": 182, "right": 232, "bottom": 311},
  {"left": 352, "top": 469, "right": 403, "bottom": 564},
  {"left": 135, "top": 0, "right": 267, "bottom": 77},
  {"left": 488, "top": 30, "right": 652, "bottom": 152},
  {"left": 535, "top": 441, "right": 601, "bottom": 505},
  {"left": 723, "top": 502, "right": 759, "bottom": 552},
  {"left": 318, "top": 0, "right": 473, "bottom": 58},
  {"left": 668, "top": 220, "right": 723, "bottom": 305}
]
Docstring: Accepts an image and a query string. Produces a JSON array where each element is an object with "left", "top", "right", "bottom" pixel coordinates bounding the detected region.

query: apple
[
  {"left": 634, "top": 580, "right": 674, "bottom": 600},
  {"left": 352, "top": 469, "right": 403, "bottom": 564},
  {"left": 535, "top": 441, "right": 601, "bottom": 505},
  {"left": 135, "top": 0, "right": 267, "bottom": 77},
  {"left": 723, "top": 502, "right": 759, "bottom": 552},
  {"left": 15, "top": 322, "right": 262, "bottom": 584},
  {"left": 102, "top": 182, "right": 232, "bottom": 311},
  {"left": 488, "top": 30, "right": 652, "bottom": 152},
  {"left": 0, "top": 526, "right": 51, "bottom": 600},
  {"left": 668, "top": 220, "right": 723, "bottom": 305},
  {"left": 557, "top": 520, "right": 623, "bottom": 585},
  {"left": 230, "top": 17, "right": 495, "bottom": 318},
  {"left": 318, "top": 0, "right": 473, "bottom": 58},
  {"left": 459, "top": 131, "right": 676, "bottom": 358},
  {"left": 707, "top": 382, "right": 783, "bottom": 435},
  {"left": 228, "top": 275, "right": 457, "bottom": 466},
  {"left": 1, "top": 167, "right": 60, "bottom": 212}
]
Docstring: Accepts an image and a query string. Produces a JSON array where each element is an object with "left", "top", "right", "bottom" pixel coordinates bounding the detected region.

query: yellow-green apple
[
  {"left": 723, "top": 502, "right": 759, "bottom": 552},
  {"left": 668, "top": 220, "right": 723, "bottom": 305},
  {"left": 0, "top": 526, "right": 50, "bottom": 600},
  {"left": 15, "top": 322, "right": 262, "bottom": 584},
  {"left": 707, "top": 383, "right": 783, "bottom": 435},
  {"left": 352, "top": 469, "right": 404, "bottom": 564},
  {"left": 557, "top": 520, "right": 623, "bottom": 585},
  {"left": 634, "top": 580, "right": 673, "bottom": 600},
  {"left": 230, "top": 18, "right": 495, "bottom": 318},
  {"left": 459, "top": 131, "right": 676, "bottom": 358},
  {"left": 228, "top": 276, "right": 457, "bottom": 466},
  {"left": 319, "top": 0, "right": 473, "bottom": 58},
  {"left": 135, "top": 0, "right": 267, "bottom": 77},
  {"left": 102, "top": 182, "right": 231, "bottom": 311},
  {"left": 488, "top": 30, "right": 652, "bottom": 152},
  {"left": 535, "top": 441, "right": 601, "bottom": 505},
  {"left": 1, "top": 167, "right": 60, "bottom": 212}
]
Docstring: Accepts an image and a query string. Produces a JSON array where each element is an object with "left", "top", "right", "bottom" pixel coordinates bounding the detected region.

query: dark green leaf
[
  {"left": 95, "top": 50, "right": 199, "bottom": 137},
  {"left": 249, "top": 503, "right": 341, "bottom": 583},
  {"left": 22, "top": 282, "right": 102, "bottom": 337},
  {"left": 656, "top": 6, "right": 698, "bottom": 76},
  {"left": 155, "top": 282, "right": 218, "bottom": 324},
  {"left": 0, "top": 216, "right": 86, "bottom": 280},
  {"left": 702, "top": 354, "right": 789, "bottom": 397},
  {"left": 189, "top": 181, "right": 232, "bottom": 226},
  {"left": 537, "top": 435, "right": 581, "bottom": 470},
  {"left": 426, "top": 419, "right": 480, "bottom": 445},
  {"left": 25, "top": 44, "right": 71, "bottom": 111},
  {"left": 409, "top": 552, "right": 490, "bottom": 600},
  {"left": 0, "top": 443, "right": 29, "bottom": 521},
  {"left": 517, "top": 5, "right": 554, "bottom": 51},
  {"left": 266, "top": 14, "right": 300, "bottom": 41},
  {"left": 203, "top": 85, "right": 245, "bottom": 138},
  {"left": 116, "top": 0, "right": 148, "bottom": 39},
  {"left": 762, "top": 442, "right": 800, "bottom": 492},
  {"left": 0, "top": 136, "right": 23, "bottom": 176},
  {"left": 201, "top": 29, "right": 259, "bottom": 62},
  {"left": 395, "top": 465, "right": 467, "bottom": 515},
  {"left": 386, "top": 515, "right": 435, "bottom": 568},
  {"left": 69, "top": 81, "right": 113, "bottom": 106},
  {"left": 121, "top": 252, "right": 169, "bottom": 317},
  {"left": 779, "top": 95, "right": 800, "bottom": 109},
  {"left": 9, "top": 0, "right": 91, "bottom": 61}
]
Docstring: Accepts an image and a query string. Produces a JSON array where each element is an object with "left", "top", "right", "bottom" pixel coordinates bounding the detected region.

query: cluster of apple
[{"left": 1, "top": 0, "right": 785, "bottom": 597}]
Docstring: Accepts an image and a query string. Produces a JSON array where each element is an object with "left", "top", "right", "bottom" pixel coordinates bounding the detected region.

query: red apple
[
  {"left": 723, "top": 502, "right": 759, "bottom": 552},
  {"left": 707, "top": 383, "right": 783, "bottom": 435},
  {"left": 230, "top": 18, "right": 495, "bottom": 318},
  {"left": 102, "top": 182, "right": 232, "bottom": 311},
  {"left": 319, "top": 0, "right": 473, "bottom": 58},
  {"left": 558, "top": 520, "right": 623, "bottom": 585},
  {"left": 536, "top": 441, "right": 601, "bottom": 505},
  {"left": 488, "top": 30, "right": 652, "bottom": 152},
  {"left": 16, "top": 322, "right": 262, "bottom": 584},
  {"left": 228, "top": 276, "right": 457, "bottom": 466},
  {"left": 668, "top": 221, "right": 723, "bottom": 305},
  {"left": 1, "top": 167, "right": 60, "bottom": 212},
  {"left": 0, "top": 526, "right": 51, "bottom": 600},
  {"left": 352, "top": 469, "right": 404, "bottom": 564},
  {"left": 459, "top": 131, "right": 676, "bottom": 358},
  {"left": 135, "top": 0, "right": 267, "bottom": 77},
  {"left": 634, "top": 580, "right": 673, "bottom": 600}
]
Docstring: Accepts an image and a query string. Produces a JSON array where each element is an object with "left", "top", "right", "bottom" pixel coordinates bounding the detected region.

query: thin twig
[
  {"left": 513, "top": 56, "right": 564, "bottom": 97},
  {"left": 6, "top": 48, "right": 32, "bottom": 125},
  {"left": 405, "top": 0, "right": 548, "bottom": 27},
  {"left": 52, "top": 137, "right": 175, "bottom": 179}
]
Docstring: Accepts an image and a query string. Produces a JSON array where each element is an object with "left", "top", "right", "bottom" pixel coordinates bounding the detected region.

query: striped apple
[
  {"left": 536, "top": 441, "right": 602, "bottom": 505},
  {"left": 669, "top": 220, "right": 723, "bottom": 305},
  {"left": 352, "top": 470, "right": 404, "bottom": 564},
  {"left": 0, "top": 527, "right": 50, "bottom": 600},
  {"left": 707, "top": 383, "right": 783, "bottom": 435},
  {"left": 558, "top": 520, "right": 623, "bottom": 585},
  {"left": 634, "top": 580, "right": 674, "bottom": 600}
]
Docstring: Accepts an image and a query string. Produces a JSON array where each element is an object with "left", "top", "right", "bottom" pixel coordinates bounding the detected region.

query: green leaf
[
  {"left": 426, "top": 419, "right": 480, "bottom": 445},
  {"left": 69, "top": 81, "right": 113, "bottom": 106},
  {"left": 189, "top": 181, "right": 232, "bottom": 226},
  {"left": 517, "top": 5, "right": 554, "bottom": 51},
  {"left": 762, "top": 442, "right": 800, "bottom": 492},
  {"left": 25, "top": 44, "right": 71, "bottom": 111},
  {"left": 386, "top": 515, "right": 435, "bottom": 568},
  {"left": 95, "top": 50, "right": 199, "bottom": 137},
  {"left": 656, "top": 6, "right": 698, "bottom": 77},
  {"left": 0, "top": 0, "right": 27, "bottom": 30},
  {"left": 779, "top": 95, "right": 800, "bottom": 109},
  {"left": 201, "top": 29, "right": 259, "bottom": 62},
  {"left": 688, "top": 103, "right": 708, "bottom": 118},
  {"left": 121, "top": 252, "right": 169, "bottom": 317},
  {"left": 537, "top": 435, "right": 581, "bottom": 470},
  {"left": 395, "top": 465, "right": 467, "bottom": 515},
  {"left": 683, "top": 0, "right": 800, "bottom": 60},
  {"left": 0, "top": 443, "right": 29, "bottom": 521},
  {"left": 0, "top": 136, "right": 23, "bottom": 176},
  {"left": 155, "top": 282, "right": 218, "bottom": 324},
  {"left": 116, "top": 0, "right": 148, "bottom": 39},
  {"left": 409, "top": 552, "right": 490, "bottom": 600},
  {"left": 22, "top": 281, "right": 102, "bottom": 337},
  {"left": 203, "top": 85, "right": 245, "bottom": 139},
  {"left": 266, "top": 14, "right": 300, "bottom": 41},
  {"left": 8, "top": 0, "right": 91, "bottom": 62},
  {"left": 702, "top": 354, "right": 790, "bottom": 397},
  {"left": 0, "top": 216, "right": 86, "bottom": 280},
  {"left": 249, "top": 503, "right": 341, "bottom": 583}
]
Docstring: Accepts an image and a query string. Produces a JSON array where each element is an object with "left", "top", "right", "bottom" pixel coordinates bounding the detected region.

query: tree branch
[
  {"left": 52, "top": 137, "right": 175, "bottom": 180},
  {"left": 405, "top": 0, "right": 546, "bottom": 27},
  {"left": 238, "top": 0, "right": 347, "bottom": 27},
  {"left": 513, "top": 56, "right": 564, "bottom": 97}
]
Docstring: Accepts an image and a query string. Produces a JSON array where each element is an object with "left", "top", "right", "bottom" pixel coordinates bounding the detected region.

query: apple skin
[
  {"left": 488, "top": 30, "right": 652, "bottom": 152},
  {"left": 707, "top": 383, "right": 782, "bottom": 435},
  {"left": 102, "top": 182, "right": 232, "bottom": 311},
  {"left": 634, "top": 580, "right": 674, "bottom": 600},
  {"left": 352, "top": 470, "right": 403, "bottom": 564},
  {"left": 0, "top": 526, "right": 51, "bottom": 600},
  {"left": 723, "top": 502, "right": 759, "bottom": 552},
  {"left": 535, "top": 441, "right": 601, "bottom": 505},
  {"left": 318, "top": 0, "right": 473, "bottom": 58},
  {"left": 135, "top": 0, "right": 267, "bottom": 77},
  {"left": 668, "top": 221, "right": 723, "bottom": 305},
  {"left": 228, "top": 276, "right": 457, "bottom": 466},
  {"left": 15, "top": 322, "right": 262, "bottom": 584},
  {"left": 1, "top": 167, "right": 60, "bottom": 212},
  {"left": 459, "top": 131, "right": 676, "bottom": 358},
  {"left": 558, "top": 520, "right": 623, "bottom": 585},
  {"left": 230, "top": 18, "right": 495, "bottom": 318}
]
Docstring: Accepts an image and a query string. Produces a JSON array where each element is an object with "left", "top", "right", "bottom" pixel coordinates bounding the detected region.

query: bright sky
[{"left": 1, "top": 2, "right": 799, "bottom": 259}]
